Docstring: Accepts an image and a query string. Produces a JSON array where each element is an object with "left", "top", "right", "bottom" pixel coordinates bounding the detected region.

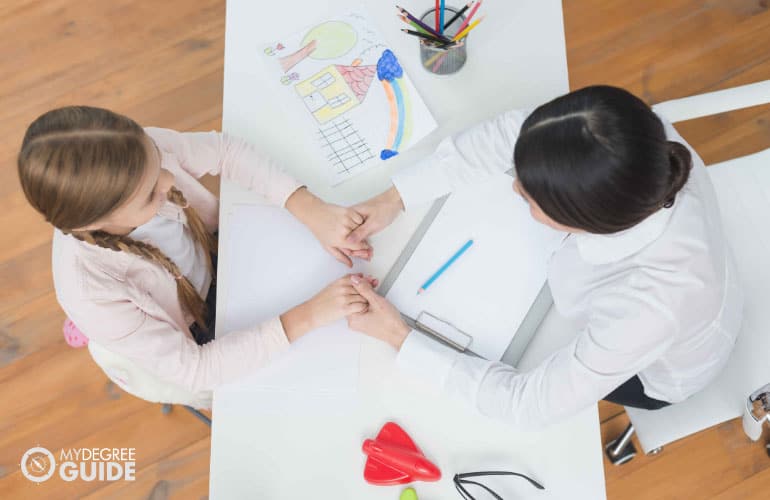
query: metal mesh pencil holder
[{"left": 419, "top": 7, "right": 468, "bottom": 76}]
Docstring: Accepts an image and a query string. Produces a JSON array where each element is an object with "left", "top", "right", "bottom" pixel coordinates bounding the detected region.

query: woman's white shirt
[{"left": 391, "top": 109, "right": 743, "bottom": 429}]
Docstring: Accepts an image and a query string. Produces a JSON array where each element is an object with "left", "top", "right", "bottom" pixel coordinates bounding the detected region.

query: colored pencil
[
  {"left": 423, "top": 50, "right": 445, "bottom": 68},
  {"left": 455, "top": 0, "right": 482, "bottom": 35},
  {"left": 396, "top": 5, "right": 450, "bottom": 41},
  {"left": 401, "top": 28, "right": 449, "bottom": 45},
  {"left": 443, "top": 1, "right": 473, "bottom": 31},
  {"left": 439, "top": 0, "right": 446, "bottom": 34},
  {"left": 398, "top": 14, "right": 430, "bottom": 35},
  {"left": 432, "top": 52, "right": 449, "bottom": 72},
  {"left": 435, "top": 0, "right": 440, "bottom": 31},
  {"left": 453, "top": 15, "right": 484, "bottom": 41},
  {"left": 417, "top": 239, "right": 474, "bottom": 294}
]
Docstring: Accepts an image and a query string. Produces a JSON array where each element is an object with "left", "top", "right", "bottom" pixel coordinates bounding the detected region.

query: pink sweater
[{"left": 52, "top": 127, "right": 303, "bottom": 394}]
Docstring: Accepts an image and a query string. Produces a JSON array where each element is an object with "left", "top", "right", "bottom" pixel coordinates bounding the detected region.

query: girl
[
  {"left": 343, "top": 85, "right": 743, "bottom": 429},
  {"left": 18, "top": 106, "right": 376, "bottom": 396}
]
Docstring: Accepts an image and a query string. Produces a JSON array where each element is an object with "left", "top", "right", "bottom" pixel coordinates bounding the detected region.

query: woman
[{"left": 344, "top": 85, "right": 743, "bottom": 429}]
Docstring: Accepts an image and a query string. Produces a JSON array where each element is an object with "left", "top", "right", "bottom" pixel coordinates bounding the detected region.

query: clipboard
[{"left": 379, "top": 171, "right": 557, "bottom": 366}]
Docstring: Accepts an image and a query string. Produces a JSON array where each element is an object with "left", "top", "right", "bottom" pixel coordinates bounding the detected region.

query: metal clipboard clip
[{"left": 403, "top": 311, "right": 478, "bottom": 356}]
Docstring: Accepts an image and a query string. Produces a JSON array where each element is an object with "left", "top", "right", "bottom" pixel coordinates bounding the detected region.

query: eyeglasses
[{"left": 453, "top": 470, "right": 545, "bottom": 499}]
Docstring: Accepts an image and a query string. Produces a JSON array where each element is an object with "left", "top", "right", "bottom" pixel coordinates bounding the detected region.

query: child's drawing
[
  {"left": 264, "top": 11, "right": 437, "bottom": 185},
  {"left": 301, "top": 21, "right": 357, "bottom": 59},
  {"left": 295, "top": 63, "right": 376, "bottom": 124},
  {"left": 280, "top": 21, "right": 357, "bottom": 72},
  {"left": 263, "top": 43, "right": 285, "bottom": 57},
  {"left": 377, "top": 50, "right": 411, "bottom": 160},
  {"left": 279, "top": 40, "right": 318, "bottom": 73},
  {"left": 280, "top": 72, "right": 299, "bottom": 85},
  {"left": 318, "top": 118, "right": 376, "bottom": 184}
]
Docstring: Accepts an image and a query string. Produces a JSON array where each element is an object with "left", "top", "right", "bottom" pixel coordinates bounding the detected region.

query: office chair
[
  {"left": 606, "top": 80, "right": 770, "bottom": 465},
  {"left": 64, "top": 318, "right": 213, "bottom": 427}
]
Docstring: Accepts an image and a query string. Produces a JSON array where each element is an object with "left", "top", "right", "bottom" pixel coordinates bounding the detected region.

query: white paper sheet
[
  {"left": 262, "top": 10, "right": 438, "bottom": 185},
  {"left": 217, "top": 203, "right": 364, "bottom": 407},
  {"left": 385, "top": 173, "right": 564, "bottom": 360}
]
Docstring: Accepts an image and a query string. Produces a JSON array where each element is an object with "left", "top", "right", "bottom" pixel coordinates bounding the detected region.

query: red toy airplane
[{"left": 362, "top": 422, "right": 441, "bottom": 485}]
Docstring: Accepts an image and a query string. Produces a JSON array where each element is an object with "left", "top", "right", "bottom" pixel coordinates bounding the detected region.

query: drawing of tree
[{"left": 279, "top": 21, "right": 358, "bottom": 72}]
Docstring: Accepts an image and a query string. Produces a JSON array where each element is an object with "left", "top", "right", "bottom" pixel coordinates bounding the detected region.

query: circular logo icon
[{"left": 20, "top": 447, "right": 56, "bottom": 483}]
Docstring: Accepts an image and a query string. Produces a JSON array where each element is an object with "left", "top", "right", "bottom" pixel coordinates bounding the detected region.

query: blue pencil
[
  {"left": 439, "top": 0, "right": 446, "bottom": 34},
  {"left": 418, "top": 239, "right": 474, "bottom": 294}
]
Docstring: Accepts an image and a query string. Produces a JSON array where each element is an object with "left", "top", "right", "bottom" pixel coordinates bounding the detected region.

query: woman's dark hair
[{"left": 514, "top": 85, "right": 692, "bottom": 234}]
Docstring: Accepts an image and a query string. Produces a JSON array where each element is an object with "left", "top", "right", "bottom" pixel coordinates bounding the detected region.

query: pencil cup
[{"left": 419, "top": 7, "right": 467, "bottom": 76}]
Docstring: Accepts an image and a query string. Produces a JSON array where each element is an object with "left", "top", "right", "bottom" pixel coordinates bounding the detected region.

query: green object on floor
[{"left": 400, "top": 487, "right": 418, "bottom": 500}]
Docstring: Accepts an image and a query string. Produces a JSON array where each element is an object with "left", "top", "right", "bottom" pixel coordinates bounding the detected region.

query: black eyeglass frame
[{"left": 453, "top": 470, "right": 545, "bottom": 500}]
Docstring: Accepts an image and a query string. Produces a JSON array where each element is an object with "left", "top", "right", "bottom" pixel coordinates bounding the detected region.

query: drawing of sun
[{"left": 301, "top": 21, "right": 357, "bottom": 59}]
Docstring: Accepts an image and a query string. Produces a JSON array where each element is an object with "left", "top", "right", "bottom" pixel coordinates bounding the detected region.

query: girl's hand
[
  {"left": 280, "top": 274, "right": 378, "bottom": 342},
  {"left": 346, "top": 275, "right": 410, "bottom": 349},
  {"left": 286, "top": 187, "right": 373, "bottom": 267},
  {"left": 345, "top": 186, "right": 404, "bottom": 246}
]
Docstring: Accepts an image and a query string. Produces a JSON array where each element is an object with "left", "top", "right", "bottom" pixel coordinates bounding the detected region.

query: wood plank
[
  {"left": 714, "top": 418, "right": 770, "bottom": 481},
  {"left": 0, "top": 199, "right": 52, "bottom": 270},
  {"left": 601, "top": 411, "right": 770, "bottom": 499},
  {"left": 674, "top": 105, "right": 770, "bottom": 166},
  {"left": 0, "top": 401, "right": 209, "bottom": 498},
  {"left": 2, "top": 1, "right": 770, "bottom": 499},
  {"left": 0, "top": 291, "right": 64, "bottom": 367},
  {"left": 566, "top": 1, "right": 770, "bottom": 102},
  {"left": 0, "top": 3, "right": 225, "bottom": 198},
  {"left": 0, "top": 0, "right": 223, "bottom": 120},
  {"left": 83, "top": 436, "right": 211, "bottom": 500},
  {"left": 598, "top": 400, "right": 626, "bottom": 424},
  {"left": 712, "top": 464, "right": 770, "bottom": 499},
  {"left": 0, "top": 242, "right": 54, "bottom": 317}
]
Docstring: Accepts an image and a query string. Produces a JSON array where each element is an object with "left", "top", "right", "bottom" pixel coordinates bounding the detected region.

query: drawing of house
[{"left": 295, "top": 63, "right": 376, "bottom": 124}]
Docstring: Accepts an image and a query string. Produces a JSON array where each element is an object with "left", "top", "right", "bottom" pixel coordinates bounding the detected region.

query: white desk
[{"left": 211, "top": 0, "right": 606, "bottom": 498}]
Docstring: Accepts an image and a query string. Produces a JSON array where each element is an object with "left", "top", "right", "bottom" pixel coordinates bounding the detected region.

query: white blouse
[
  {"left": 391, "top": 109, "right": 744, "bottom": 429},
  {"left": 129, "top": 201, "right": 211, "bottom": 298}
]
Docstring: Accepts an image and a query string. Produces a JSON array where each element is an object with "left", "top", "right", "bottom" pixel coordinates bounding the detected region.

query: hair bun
[{"left": 663, "top": 141, "right": 692, "bottom": 208}]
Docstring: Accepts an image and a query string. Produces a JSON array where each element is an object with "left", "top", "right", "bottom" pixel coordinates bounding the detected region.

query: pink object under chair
[{"left": 62, "top": 317, "right": 89, "bottom": 348}]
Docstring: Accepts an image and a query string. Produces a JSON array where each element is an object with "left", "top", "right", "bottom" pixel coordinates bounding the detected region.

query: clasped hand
[
  {"left": 281, "top": 187, "right": 410, "bottom": 348},
  {"left": 285, "top": 187, "right": 372, "bottom": 267},
  {"left": 285, "top": 186, "right": 404, "bottom": 268},
  {"left": 284, "top": 273, "right": 410, "bottom": 349}
]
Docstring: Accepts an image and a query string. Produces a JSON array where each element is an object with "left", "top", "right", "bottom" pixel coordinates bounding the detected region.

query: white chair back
[
  {"left": 625, "top": 80, "right": 770, "bottom": 453},
  {"left": 88, "top": 341, "right": 212, "bottom": 409}
]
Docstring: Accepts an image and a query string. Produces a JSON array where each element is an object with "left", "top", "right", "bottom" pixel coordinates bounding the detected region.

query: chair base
[
  {"left": 184, "top": 405, "right": 212, "bottom": 426},
  {"left": 605, "top": 438, "right": 637, "bottom": 465},
  {"left": 160, "top": 403, "right": 212, "bottom": 427},
  {"left": 605, "top": 423, "right": 637, "bottom": 465},
  {"left": 605, "top": 423, "right": 667, "bottom": 465}
]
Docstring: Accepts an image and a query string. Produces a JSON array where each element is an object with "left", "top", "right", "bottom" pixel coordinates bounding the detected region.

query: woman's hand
[
  {"left": 280, "top": 274, "right": 378, "bottom": 342},
  {"left": 346, "top": 274, "right": 410, "bottom": 349},
  {"left": 345, "top": 186, "right": 404, "bottom": 246},
  {"left": 286, "top": 187, "right": 373, "bottom": 267}
]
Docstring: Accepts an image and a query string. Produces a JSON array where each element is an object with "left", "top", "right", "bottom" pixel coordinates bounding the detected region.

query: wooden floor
[{"left": 1, "top": 1, "right": 769, "bottom": 498}]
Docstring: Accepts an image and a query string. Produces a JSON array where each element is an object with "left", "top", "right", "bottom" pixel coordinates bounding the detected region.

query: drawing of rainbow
[{"left": 377, "top": 50, "right": 412, "bottom": 160}]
